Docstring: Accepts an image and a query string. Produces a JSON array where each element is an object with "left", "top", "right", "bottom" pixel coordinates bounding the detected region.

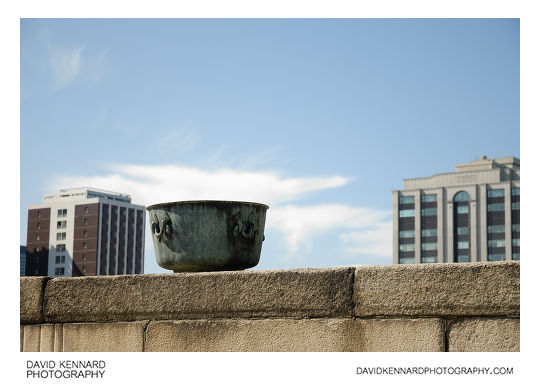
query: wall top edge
[
  {"left": 20, "top": 261, "right": 519, "bottom": 282},
  {"left": 20, "top": 262, "right": 519, "bottom": 324}
]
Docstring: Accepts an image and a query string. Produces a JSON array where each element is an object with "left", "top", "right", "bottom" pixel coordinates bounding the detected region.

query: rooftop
[
  {"left": 400, "top": 156, "right": 520, "bottom": 191},
  {"left": 42, "top": 187, "right": 132, "bottom": 203}
]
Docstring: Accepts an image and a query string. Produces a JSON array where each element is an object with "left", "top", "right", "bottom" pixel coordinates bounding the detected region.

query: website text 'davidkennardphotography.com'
[{"left": 356, "top": 366, "right": 514, "bottom": 376}]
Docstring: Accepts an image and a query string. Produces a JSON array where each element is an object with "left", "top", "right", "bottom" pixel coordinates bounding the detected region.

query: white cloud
[
  {"left": 339, "top": 221, "right": 393, "bottom": 258},
  {"left": 52, "top": 163, "right": 348, "bottom": 207},
  {"left": 50, "top": 46, "right": 85, "bottom": 88},
  {"left": 266, "top": 204, "right": 391, "bottom": 254}
]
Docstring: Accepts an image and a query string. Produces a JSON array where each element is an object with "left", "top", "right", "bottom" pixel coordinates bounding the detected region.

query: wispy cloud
[
  {"left": 158, "top": 127, "right": 201, "bottom": 155},
  {"left": 339, "top": 221, "right": 393, "bottom": 258},
  {"left": 49, "top": 46, "right": 85, "bottom": 89},
  {"left": 266, "top": 204, "right": 391, "bottom": 255},
  {"left": 37, "top": 29, "right": 105, "bottom": 89}
]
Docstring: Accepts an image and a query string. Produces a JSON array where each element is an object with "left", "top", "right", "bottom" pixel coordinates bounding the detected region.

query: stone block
[
  {"left": 44, "top": 268, "right": 354, "bottom": 323},
  {"left": 448, "top": 318, "right": 520, "bottom": 352},
  {"left": 39, "top": 324, "right": 55, "bottom": 352},
  {"left": 144, "top": 318, "right": 444, "bottom": 352},
  {"left": 20, "top": 276, "right": 49, "bottom": 324},
  {"left": 354, "top": 261, "right": 519, "bottom": 317},
  {"left": 62, "top": 322, "right": 146, "bottom": 352},
  {"left": 21, "top": 324, "right": 41, "bottom": 352},
  {"left": 353, "top": 318, "right": 445, "bottom": 352},
  {"left": 53, "top": 324, "right": 63, "bottom": 352}
]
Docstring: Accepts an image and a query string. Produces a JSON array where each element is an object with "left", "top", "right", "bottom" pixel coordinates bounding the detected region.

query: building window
[
  {"left": 421, "top": 242, "right": 437, "bottom": 251},
  {"left": 488, "top": 239, "right": 505, "bottom": 248},
  {"left": 399, "top": 196, "right": 414, "bottom": 204},
  {"left": 421, "top": 229, "right": 437, "bottom": 237},
  {"left": 456, "top": 227, "right": 469, "bottom": 235},
  {"left": 512, "top": 224, "right": 520, "bottom": 232},
  {"left": 488, "top": 254, "right": 505, "bottom": 261},
  {"left": 488, "top": 225, "right": 506, "bottom": 233},
  {"left": 35, "top": 246, "right": 40, "bottom": 252},
  {"left": 83, "top": 230, "right": 88, "bottom": 237},
  {"left": 512, "top": 253, "right": 520, "bottom": 260},
  {"left": 36, "top": 222, "right": 40, "bottom": 229},
  {"left": 511, "top": 188, "right": 520, "bottom": 196},
  {"left": 454, "top": 191, "right": 470, "bottom": 202},
  {"left": 56, "top": 232, "right": 66, "bottom": 241},
  {"left": 421, "top": 256, "right": 437, "bottom": 263},
  {"left": 57, "top": 220, "right": 67, "bottom": 229},
  {"left": 421, "top": 194, "right": 437, "bottom": 202},
  {"left": 56, "top": 244, "right": 66, "bottom": 252},
  {"left": 453, "top": 191, "right": 470, "bottom": 263},
  {"left": 457, "top": 205, "right": 469, "bottom": 214},
  {"left": 399, "top": 209, "right": 415, "bottom": 218},
  {"left": 55, "top": 255, "right": 65, "bottom": 264},
  {"left": 421, "top": 208, "right": 437, "bottom": 216},
  {"left": 54, "top": 267, "right": 65, "bottom": 276},
  {"left": 57, "top": 209, "right": 67, "bottom": 217},
  {"left": 84, "top": 206, "right": 89, "bottom": 213},
  {"left": 487, "top": 203, "right": 505, "bottom": 211},
  {"left": 37, "top": 211, "right": 41, "bottom": 218},
  {"left": 83, "top": 241, "right": 87, "bottom": 249},
  {"left": 399, "top": 244, "right": 414, "bottom": 252},
  {"left": 457, "top": 241, "right": 469, "bottom": 249},
  {"left": 82, "top": 266, "right": 86, "bottom": 273},
  {"left": 511, "top": 202, "right": 520, "bottom": 210},
  {"left": 399, "top": 230, "right": 415, "bottom": 238},
  {"left": 82, "top": 253, "right": 87, "bottom": 261},
  {"left": 84, "top": 218, "right": 88, "bottom": 225},
  {"left": 399, "top": 258, "right": 415, "bottom": 264},
  {"left": 512, "top": 239, "right": 520, "bottom": 247},
  {"left": 487, "top": 189, "right": 505, "bottom": 198},
  {"left": 36, "top": 234, "right": 40, "bottom": 241}
]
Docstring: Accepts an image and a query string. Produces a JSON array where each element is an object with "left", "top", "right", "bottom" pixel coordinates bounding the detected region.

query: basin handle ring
[
  {"left": 232, "top": 212, "right": 243, "bottom": 238},
  {"left": 152, "top": 212, "right": 173, "bottom": 243},
  {"left": 242, "top": 211, "right": 257, "bottom": 239}
]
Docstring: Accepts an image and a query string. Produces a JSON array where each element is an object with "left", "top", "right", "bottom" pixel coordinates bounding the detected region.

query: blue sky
[{"left": 20, "top": 18, "right": 520, "bottom": 274}]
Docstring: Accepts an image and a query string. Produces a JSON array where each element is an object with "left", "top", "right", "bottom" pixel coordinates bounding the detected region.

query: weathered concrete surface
[
  {"left": 34, "top": 324, "right": 63, "bottom": 352},
  {"left": 144, "top": 318, "right": 445, "bottom": 352},
  {"left": 44, "top": 268, "right": 354, "bottom": 323},
  {"left": 354, "top": 262, "right": 519, "bottom": 317},
  {"left": 354, "top": 318, "right": 445, "bottom": 352},
  {"left": 20, "top": 263, "right": 520, "bottom": 352},
  {"left": 448, "top": 318, "right": 520, "bottom": 352},
  {"left": 20, "top": 326, "right": 23, "bottom": 352},
  {"left": 21, "top": 324, "right": 41, "bottom": 352},
  {"left": 62, "top": 322, "right": 146, "bottom": 352},
  {"left": 53, "top": 324, "right": 63, "bottom": 352},
  {"left": 39, "top": 324, "right": 55, "bottom": 352},
  {"left": 20, "top": 276, "right": 49, "bottom": 324}
]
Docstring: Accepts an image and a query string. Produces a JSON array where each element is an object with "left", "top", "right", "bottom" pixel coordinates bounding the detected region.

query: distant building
[
  {"left": 20, "top": 246, "right": 26, "bottom": 276},
  {"left": 25, "top": 188, "right": 146, "bottom": 277},
  {"left": 393, "top": 156, "right": 520, "bottom": 264}
]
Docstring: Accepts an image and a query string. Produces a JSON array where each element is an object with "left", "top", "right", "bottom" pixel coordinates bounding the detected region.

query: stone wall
[{"left": 20, "top": 261, "right": 519, "bottom": 352}]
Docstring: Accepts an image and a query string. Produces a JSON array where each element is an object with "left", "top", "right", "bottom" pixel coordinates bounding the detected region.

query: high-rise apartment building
[
  {"left": 25, "top": 187, "right": 146, "bottom": 277},
  {"left": 393, "top": 156, "right": 520, "bottom": 264}
]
